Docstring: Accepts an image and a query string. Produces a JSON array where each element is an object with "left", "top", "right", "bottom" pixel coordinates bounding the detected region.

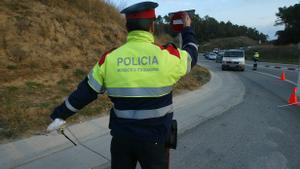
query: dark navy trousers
[{"left": 111, "top": 137, "right": 169, "bottom": 169}]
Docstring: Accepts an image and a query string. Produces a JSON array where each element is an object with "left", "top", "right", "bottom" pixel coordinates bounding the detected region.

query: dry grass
[
  {"left": 0, "top": 0, "right": 126, "bottom": 143},
  {"left": 0, "top": 65, "right": 210, "bottom": 143},
  {"left": 0, "top": 0, "right": 211, "bottom": 143},
  {"left": 174, "top": 66, "right": 210, "bottom": 95},
  {"left": 0, "top": 0, "right": 127, "bottom": 86}
]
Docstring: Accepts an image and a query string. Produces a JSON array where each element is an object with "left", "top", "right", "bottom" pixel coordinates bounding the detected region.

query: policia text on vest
[
  {"left": 117, "top": 56, "right": 159, "bottom": 66},
  {"left": 117, "top": 56, "right": 159, "bottom": 72},
  {"left": 47, "top": 1, "right": 199, "bottom": 169}
]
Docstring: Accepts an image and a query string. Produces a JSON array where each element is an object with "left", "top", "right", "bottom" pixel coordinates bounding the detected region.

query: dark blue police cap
[{"left": 121, "top": 1, "right": 158, "bottom": 20}]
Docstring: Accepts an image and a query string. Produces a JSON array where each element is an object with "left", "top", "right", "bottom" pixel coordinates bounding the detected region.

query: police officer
[
  {"left": 253, "top": 51, "right": 259, "bottom": 70},
  {"left": 47, "top": 1, "right": 198, "bottom": 169}
]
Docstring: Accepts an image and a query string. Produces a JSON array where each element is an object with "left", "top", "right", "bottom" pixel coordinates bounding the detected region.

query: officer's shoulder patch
[
  {"left": 98, "top": 48, "right": 117, "bottom": 65},
  {"left": 157, "top": 42, "right": 180, "bottom": 58}
]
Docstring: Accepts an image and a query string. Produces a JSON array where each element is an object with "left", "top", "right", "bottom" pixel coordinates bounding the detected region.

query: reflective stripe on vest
[
  {"left": 113, "top": 105, "right": 173, "bottom": 119},
  {"left": 88, "top": 71, "right": 103, "bottom": 93},
  {"left": 107, "top": 86, "right": 173, "bottom": 97}
]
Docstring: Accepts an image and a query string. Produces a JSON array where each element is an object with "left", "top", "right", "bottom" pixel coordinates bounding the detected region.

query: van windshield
[{"left": 224, "top": 51, "right": 244, "bottom": 57}]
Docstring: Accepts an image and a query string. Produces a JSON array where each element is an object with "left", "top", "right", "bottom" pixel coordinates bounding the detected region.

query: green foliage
[
  {"left": 57, "top": 79, "right": 71, "bottom": 94},
  {"left": 25, "top": 81, "right": 44, "bottom": 95},
  {"left": 6, "top": 65, "right": 17, "bottom": 70},
  {"left": 62, "top": 63, "right": 70, "bottom": 69},
  {"left": 200, "top": 36, "right": 257, "bottom": 52},
  {"left": 57, "top": 79, "right": 68, "bottom": 86},
  {"left": 155, "top": 14, "right": 268, "bottom": 43},
  {"left": 73, "top": 68, "right": 86, "bottom": 78},
  {"left": 245, "top": 45, "right": 300, "bottom": 64},
  {"left": 156, "top": 15, "right": 163, "bottom": 24},
  {"left": 6, "top": 86, "right": 18, "bottom": 93},
  {"left": 25, "top": 81, "right": 43, "bottom": 89},
  {"left": 15, "top": 15, "right": 31, "bottom": 34},
  {"left": 275, "top": 3, "right": 300, "bottom": 45}
]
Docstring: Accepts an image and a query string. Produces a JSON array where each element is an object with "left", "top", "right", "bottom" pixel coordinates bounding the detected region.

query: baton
[{"left": 59, "top": 128, "right": 77, "bottom": 146}]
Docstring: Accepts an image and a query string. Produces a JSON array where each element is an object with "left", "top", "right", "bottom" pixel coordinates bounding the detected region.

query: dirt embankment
[
  {"left": 0, "top": 0, "right": 127, "bottom": 142},
  {"left": 0, "top": 0, "right": 126, "bottom": 86},
  {"left": 0, "top": 0, "right": 210, "bottom": 143}
]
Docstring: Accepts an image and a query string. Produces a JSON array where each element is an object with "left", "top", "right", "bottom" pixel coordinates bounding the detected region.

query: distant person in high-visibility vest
[
  {"left": 46, "top": 1, "right": 198, "bottom": 169},
  {"left": 253, "top": 51, "right": 259, "bottom": 70}
]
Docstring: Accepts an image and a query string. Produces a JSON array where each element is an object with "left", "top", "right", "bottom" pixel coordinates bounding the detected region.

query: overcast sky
[{"left": 110, "top": 0, "right": 299, "bottom": 40}]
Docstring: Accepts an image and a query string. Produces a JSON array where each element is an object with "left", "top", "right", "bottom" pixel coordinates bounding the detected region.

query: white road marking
[
  {"left": 245, "top": 64, "right": 298, "bottom": 73},
  {"left": 278, "top": 102, "right": 299, "bottom": 108},
  {"left": 250, "top": 69, "right": 298, "bottom": 108},
  {"left": 253, "top": 71, "right": 297, "bottom": 86}
]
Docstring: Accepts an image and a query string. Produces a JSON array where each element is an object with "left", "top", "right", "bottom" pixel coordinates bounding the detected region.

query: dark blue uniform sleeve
[
  {"left": 181, "top": 27, "right": 198, "bottom": 67},
  {"left": 50, "top": 77, "right": 98, "bottom": 120}
]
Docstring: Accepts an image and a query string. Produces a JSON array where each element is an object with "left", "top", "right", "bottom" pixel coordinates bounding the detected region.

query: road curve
[
  {"left": 0, "top": 59, "right": 246, "bottom": 169},
  {"left": 171, "top": 59, "right": 300, "bottom": 169}
]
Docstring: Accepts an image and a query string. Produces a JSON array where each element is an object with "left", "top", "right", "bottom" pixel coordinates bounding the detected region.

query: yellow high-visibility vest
[
  {"left": 87, "top": 30, "right": 191, "bottom": 98},
  {"left": 254, "top": 52, "right": 260, "bottom": 58}
]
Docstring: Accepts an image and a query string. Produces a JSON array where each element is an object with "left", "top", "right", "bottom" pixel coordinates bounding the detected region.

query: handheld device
[{"left": 169, "top": 10, "right": 195, "bottom": 33}]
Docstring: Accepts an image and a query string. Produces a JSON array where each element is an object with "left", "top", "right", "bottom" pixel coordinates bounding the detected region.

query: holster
[{"left": 166, "top": 120, "right": 177, "bottom": 149}]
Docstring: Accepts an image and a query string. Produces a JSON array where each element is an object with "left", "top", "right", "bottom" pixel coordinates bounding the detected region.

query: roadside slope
[
  {"left": 0, "top": 62, "right": 245, "bottom": 169},
  {"left": 0, "top": 0, "right": 126, "bottom": 143},
  {"left": 0, "top": 0, "right": 211, "bottom": 143}
]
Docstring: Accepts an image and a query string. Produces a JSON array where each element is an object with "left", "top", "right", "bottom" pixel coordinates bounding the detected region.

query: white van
[{"left": 222, "top": 49, "right": 245, "bottom": 71}]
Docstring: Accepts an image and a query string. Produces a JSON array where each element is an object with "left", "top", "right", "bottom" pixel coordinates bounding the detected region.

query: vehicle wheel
[
  {"left": 222, "top": 66, "right": 226, "bottom": 71},
  {"left": 241, "top": 68, "right": 245, "bottom": 71}
]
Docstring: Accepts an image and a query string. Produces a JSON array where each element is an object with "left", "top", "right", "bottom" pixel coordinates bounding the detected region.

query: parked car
[
  {"left": 222, "top": 49, "right": 245, "bottom": 71},
  {"left": 207, "top": 52, "right": 217, "bottom": 60},
  {"left": 216, "top": 50, "right": 225, "bottom": 63},
  {"left": 203, "top": 52, "right": 210, "bottom": 59},
  {"left": 213, "top": 48, "right": 219, "bottom": 54}
]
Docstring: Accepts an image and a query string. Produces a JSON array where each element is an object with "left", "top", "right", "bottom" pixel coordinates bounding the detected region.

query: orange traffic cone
[
  {"left": 280, "top": 70, "right": 286, "bottom": 81},
  {"left": 288, "top": 87, "right": 298, "bottom": 104}
]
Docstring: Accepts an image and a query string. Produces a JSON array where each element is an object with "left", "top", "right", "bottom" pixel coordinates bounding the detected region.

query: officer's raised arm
[{"left": 181, "top": 13, "right": 199, "bottom": 68}]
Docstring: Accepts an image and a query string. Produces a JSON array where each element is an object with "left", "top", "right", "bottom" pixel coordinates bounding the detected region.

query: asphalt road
[
  {"left": 171, "top": 60, "right": 300, "bottom": 169},
  {"left": 245, "top": 60, "right": 298, "bottom": 84},
  {"left": 255, "top": 66, "right": 298, "bottom": 84}
]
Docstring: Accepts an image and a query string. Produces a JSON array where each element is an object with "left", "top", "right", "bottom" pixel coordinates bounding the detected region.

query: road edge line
[{"left": 253, "top": 71, "right": 296, "bottom": 85}]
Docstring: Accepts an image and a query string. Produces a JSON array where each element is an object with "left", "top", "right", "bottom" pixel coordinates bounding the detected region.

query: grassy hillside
[
  {"left": 199, "top": 36, "right": 300, "bottom": 64},
  {"left": 245, "top": 45, "right": 300, "bottom": 64},
  {"left": 0, "top": 0, "right": 210, "bottom": 143},
  {"left": 200, "top": 36, "right": 258, "bottom": 52},
  {"left": 0, "top": 0, "right": 127, "bottom": 143},
  {"left": 0, "top": 0, "right": 126, "bottom": 86}
]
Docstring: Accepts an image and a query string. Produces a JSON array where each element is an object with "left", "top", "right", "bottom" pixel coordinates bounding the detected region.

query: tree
[
  {"left": 275, "top": 3, "right": 300, "bottom": 44},
  {"left": 156, "top": 15, "right": 163, "bottom": 24},
  {"left": 155, "top": 13, "right": 267, "bottom": 43},
  {"left": 163, "top": 15, "right": 171, "bottom": 24}
]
